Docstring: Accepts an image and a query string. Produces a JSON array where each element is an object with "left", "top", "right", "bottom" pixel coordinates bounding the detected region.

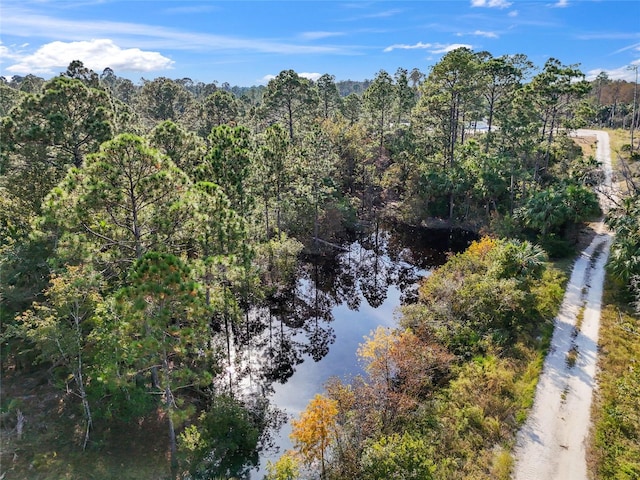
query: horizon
[{"left": 1, "top": 0, "right": 639, "bottom": 87}]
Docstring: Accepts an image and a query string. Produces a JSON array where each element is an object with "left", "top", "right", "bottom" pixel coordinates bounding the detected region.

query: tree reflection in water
[{"left": 235, "top": 224, "right": 477, "bottom": 392}]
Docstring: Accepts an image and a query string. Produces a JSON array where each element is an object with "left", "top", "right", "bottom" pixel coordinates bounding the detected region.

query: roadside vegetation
[
  {"left": 590, "top": 285, "right": 640, "bottom": 480},
  {"left": 588, "top": 122, "right": 640, "bottom": 479}
]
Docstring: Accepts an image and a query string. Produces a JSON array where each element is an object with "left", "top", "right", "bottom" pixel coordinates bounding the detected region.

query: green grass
[{"left": 588, "top": 278, "right": 640, "bottom": 480}]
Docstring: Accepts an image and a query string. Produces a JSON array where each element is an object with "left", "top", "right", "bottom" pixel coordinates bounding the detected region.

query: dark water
[{"left": 238, "top": 225, "right": 477, "bottom": 478}]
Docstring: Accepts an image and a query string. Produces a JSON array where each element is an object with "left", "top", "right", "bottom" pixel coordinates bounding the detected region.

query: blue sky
[{"left": 1, "top": 0, "right": 638, "bottom": 86}]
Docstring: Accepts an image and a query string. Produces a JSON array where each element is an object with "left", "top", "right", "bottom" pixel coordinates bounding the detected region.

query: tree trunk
[
  {"left": 75, "top": 369, "right": 93, "bottom": 451},
  {"left": 276, "top": 187, "right": 282, "bottom": 241},
  {"left": 163, "top": 357, "right": 178, "bottom": 474},
  {"left": 74, "top": 316, "right": 92, "bottom": 451},
  {"left": 287, "top": 102, "right": 294, "bottom": 142}
]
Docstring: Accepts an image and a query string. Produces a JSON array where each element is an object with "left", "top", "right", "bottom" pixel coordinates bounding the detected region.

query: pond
[{"left": 238, "top": 224, "right": 477, "bottom": 479}]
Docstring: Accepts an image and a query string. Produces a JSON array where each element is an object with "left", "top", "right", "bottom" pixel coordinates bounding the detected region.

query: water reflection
[{"left": 227, "top": 224, "right": 476, "bottom": 478}]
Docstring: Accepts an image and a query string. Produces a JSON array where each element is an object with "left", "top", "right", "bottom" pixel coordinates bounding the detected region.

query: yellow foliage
[
  {"left": 265, "top": 450, "right": 301, "bottom": 480},
  {"left": 466, "top": 236, "right": 498, "bottom": 259},
  {"left": 357, "top": 326, "right": 397, "bottom": 382},
  {"left": 290, "top": 393, "right": 338, "bottom": 466}
]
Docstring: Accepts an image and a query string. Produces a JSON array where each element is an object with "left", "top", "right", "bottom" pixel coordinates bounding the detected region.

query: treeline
[{"left": 0, "top": 47, "right": 637, "bottom": 478}]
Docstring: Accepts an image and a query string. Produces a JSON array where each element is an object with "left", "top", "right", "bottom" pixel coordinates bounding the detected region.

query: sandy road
[{"left": 512, "top": 130, "right": 614, "bottom": 480}]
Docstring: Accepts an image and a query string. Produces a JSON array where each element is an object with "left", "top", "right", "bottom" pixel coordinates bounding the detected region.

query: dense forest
[{"left": 1, "top": 48, "right": 639, "bottom": 479}]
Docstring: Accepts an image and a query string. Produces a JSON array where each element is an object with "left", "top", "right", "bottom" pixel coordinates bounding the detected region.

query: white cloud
[
  {"left": 458, "top": 31, "right": 499, "bottom": 39},
  {"left": 384, "top": 42, "right": 473, "bottom": 54},
  {"left": 0, "top": 44, "right": 15, "bottom": 61},
  {"left": 586, "top": 60, "right": 640, "bottom": 82},
  {"left": 508, "top": 10, "right": 519, "bottom": 17},
  {"left": 0, "top": 46, "right": 12, "bottom": 61},
  {"left": 473, "top": 30, "right": 498, "bottom": 38},
  {"left": 0, "top": 6, "right": 347, "bottom": 56},
  {"left": 613, "top": 42, "right": 640, "bottom": 55},
  {"left": 364, "top": 9, "right": 403, "bottom": 19},
  {"left": 0, "top": 42, "right": 25, "bottom": 62},
  {"left": 259, "top": 72, "right": 322, "bottom": 84},
  {"left": 163, "top": 5, "right": 217, "bottom": 14},
  {"left": 431, "top": 43, "right": 473, "bottom": 54},
  {"left": 299, "top": 72, "right": 322, "bottom": 81},
  {"left": 300, "top": 31, "right": 345, "bottom": 41},
  {"left": 471, "top": 0, "right": 513, "bottom": 9},
  {"left": 5, "top": 39, "right": 174, "bottom": 75},
  {"left": 260, "top": 74, "right": 276, "bottom": 84},
  {"left": 552, "top": 0, "right": 569, "bottom": 7},
  {"left": 384, "top": 42, "right": 433, "bottom": 53}
]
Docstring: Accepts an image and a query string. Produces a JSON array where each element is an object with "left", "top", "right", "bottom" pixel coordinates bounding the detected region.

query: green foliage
[
  {"left": 607, "top": 194, "right": 640, "bottom": 312},
  {"left": 198, "top": 89, "right": 240, "bottom": 135},
  {"left": 363, "top": 69, "right": 395, "bottom": 149},
  {"left": 135, "top": 77, "right": 194, "bottom": 126},
  {"left": 265, "top": 451, "right": 301, "bottom": 480},
  {"left": 514, "top": 183, "right": 600, "bottom": 250},
  {"left": 414, "top": 47, "right": 482, "bottom": 166},
  {"left": 255, "top": 123, "right": 291, "bottom": 239},
  {"left": 316, "top": 73, "right": 341, "bottom": 120},
  {"left": 0, "top": 82, "right": 25, "bottom": 117},
  {"left": 261, "top": 69, "right": 318, "bottom": 142},
  {"left": 148, "top": 120, "right": 206, "bottom": 174},
  {"left": 0, "top": 51, "right": 610, "bottom": 479},
  {"left": 44, "top": 133, "right": 192, "bottom": 274},
  {"left": 115, "top": 252, "right": 211, "bottom": 372},
  {"left": 179, "top": 395, "right": 261, "bottom": 479},
  {"left": 14, "top": 264, "right": 105, "bottom": 448},
  {"left": 361, "top": 432, "right": 437, "bottom": 480},
  {"left": 1, "top": 76, "right": 113, "bottom": 223},
  {"left": 0, "top": 232, "right": 54, "bottom": 335},
  {"left": 253, "top": 234, "right": 303, "bottom": 297},
  {"left": 402, "top": 237, "right": 558, "bottom": 357},
  {"left": 200, "top": 124, "right": 253, "bottom": 215}
]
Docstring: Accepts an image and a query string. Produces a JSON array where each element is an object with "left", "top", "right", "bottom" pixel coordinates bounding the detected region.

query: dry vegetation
[
  {"left": 589, "top": 284, "right": 640, "bottom": 479},
  {"left": 572, "top": 134, "right": 598, "bottom": 159},
  {"left": 606, "top": 128, "right": 639, "bottom": 196}
]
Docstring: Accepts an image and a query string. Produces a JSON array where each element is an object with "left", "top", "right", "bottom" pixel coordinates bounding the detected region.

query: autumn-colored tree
[
  {"left": 358, "top": 326, "right": 453, "bottom": 421},
  {"left": 358, "top": 326, "right": 397, "bottom": 390},
  {"left": 290, "top": 393, "right": 338, "bottom": 479}
]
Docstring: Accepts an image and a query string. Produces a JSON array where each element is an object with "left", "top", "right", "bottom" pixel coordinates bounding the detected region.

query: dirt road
[{"left": 512, "top": 130, "right": 614, "bottom": 480}]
